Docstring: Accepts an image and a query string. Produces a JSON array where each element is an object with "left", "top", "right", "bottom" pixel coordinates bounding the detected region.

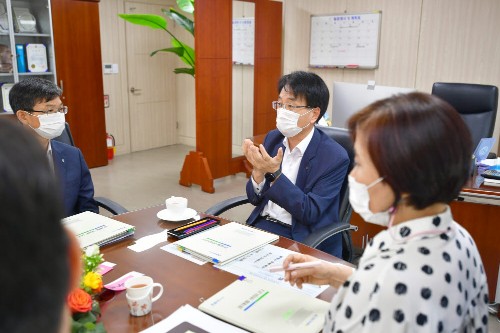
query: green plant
[{"left": 119, "top": 0, "right": 195, "bottom": 77}]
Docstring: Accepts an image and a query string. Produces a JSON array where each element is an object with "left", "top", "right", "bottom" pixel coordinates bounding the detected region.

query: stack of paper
[
  {"left": 62, "top": 211, "right": 135, "bottom": 248},
  {"left": 174, "top": 222, "right": 279, "bottom": 265},
  {"left": 199, "top": 277, "right": 330, "bottom": 333},
  {"left": 484, "top": 178, "right": 500, "bottom": 187}
]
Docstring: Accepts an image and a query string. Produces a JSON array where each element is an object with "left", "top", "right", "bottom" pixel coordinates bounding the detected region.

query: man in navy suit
[
  {"left": 10, "top": 77, "right": 98, "bottom": 217},
  {"left": 243, "top": 71, "right": 349, "bottom": 257}
]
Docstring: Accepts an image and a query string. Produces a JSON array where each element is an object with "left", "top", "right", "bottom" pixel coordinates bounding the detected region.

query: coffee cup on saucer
[{"left": 165, "top": 196, "right": 188, "bottom": 216}]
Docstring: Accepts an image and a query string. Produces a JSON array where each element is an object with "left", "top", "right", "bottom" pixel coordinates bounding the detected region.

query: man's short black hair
[
  {"left": 0, "top": 119, "right": 68, "bottom": 333},
  {"left": 278, "top": 71, "right": 330, "bottom": 122},
  {"left": 9, "top": 77, "right": 62, "bottom": 115}
]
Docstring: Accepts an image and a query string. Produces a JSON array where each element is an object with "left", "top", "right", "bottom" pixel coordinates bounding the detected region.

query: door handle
[{"left": 130, "top": 87, "right": 142, "bottom": 94}]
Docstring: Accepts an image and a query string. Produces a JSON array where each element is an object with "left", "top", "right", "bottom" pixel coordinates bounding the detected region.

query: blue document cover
[
  {"left": 16, "top": 44, "right": 26, "bottom": 73},
  {"left": 473, "top": 137, "right": 496, "bottom": 162}
]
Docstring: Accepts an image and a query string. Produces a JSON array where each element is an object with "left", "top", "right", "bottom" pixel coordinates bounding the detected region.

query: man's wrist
[{"left": 265, "top": 168, "right": 282, "bottom": 182}]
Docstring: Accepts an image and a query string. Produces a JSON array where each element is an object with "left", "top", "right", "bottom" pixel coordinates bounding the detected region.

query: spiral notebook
[{"left": 62, "top": 211, "right": 135, "bottom": 248}]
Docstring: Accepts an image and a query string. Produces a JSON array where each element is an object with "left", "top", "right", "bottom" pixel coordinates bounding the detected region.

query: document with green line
[
  {"left": 198, "top": 277, "right": 329, "bottom": 333},
  {"left": 174, "top": 222, "right": 279, "bottom": 265}
]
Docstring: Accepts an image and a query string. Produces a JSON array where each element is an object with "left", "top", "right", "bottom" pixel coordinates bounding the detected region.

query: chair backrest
[
  {"left": 431, "top": 82, "right": 499, "bottom": 149},
  {"left": 53, "top": 122, "right": 75, "bottom": 146},
  {"left": 317, "top": 126, "right": 355, "bottom": 224}
]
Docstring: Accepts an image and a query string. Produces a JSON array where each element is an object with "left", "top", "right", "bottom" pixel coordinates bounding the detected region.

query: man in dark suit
[
  {"left": 10, "top": 77, "right": 98, "bottom": 217},
  {"left": 243, "top": 71, "right": 349, "bottom": 257}
]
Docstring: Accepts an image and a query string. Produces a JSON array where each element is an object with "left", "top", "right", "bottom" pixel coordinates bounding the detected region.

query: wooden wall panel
[
  {"left": 194, "top": 0, "right": 232, "bottom": 179},
  {"left": 52, "top": 0, "right": 108, "bottom": 167},
  {"left": 253, "top": 0, "right": 282, "bottom": 136}
]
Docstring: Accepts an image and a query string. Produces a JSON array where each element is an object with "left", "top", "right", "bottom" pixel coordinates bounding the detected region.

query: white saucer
[{"left": 156, "top": 208, "right": 198, "bottom": 222}]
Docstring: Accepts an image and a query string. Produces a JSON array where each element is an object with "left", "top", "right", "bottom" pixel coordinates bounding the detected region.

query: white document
[
  {"left": 174, "top": 222, "right": 279, "bottom": 265},
  {"left": 199, "top": 277, "right": 330, "bottom": 333},
  {"left": 160, "top": 243, "right": 209, "bottom": 265},
  {"left": 216, "top": 244, "right": 329, "bottom": 298},
  {"left": 140, "top": 304, "right": 248, "bottom": 333},
  {"left": 62, "top": 211, "right": 135, "bottom": 249},
  {"left": 128, "top": 229, "right": 169, "bottom": 252}
]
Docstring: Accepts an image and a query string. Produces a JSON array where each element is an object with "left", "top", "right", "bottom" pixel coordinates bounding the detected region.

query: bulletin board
[
  {"left": 309, "top": 12, "right": 382, "bottom": 69},
  {"left": 232, "top": 17, "right": 255, "bottom": 65}
]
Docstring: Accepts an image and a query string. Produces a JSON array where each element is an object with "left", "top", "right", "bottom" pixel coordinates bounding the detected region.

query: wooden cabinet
[{"left": 51, "top": 0, "right": 107, "bottom": 168}]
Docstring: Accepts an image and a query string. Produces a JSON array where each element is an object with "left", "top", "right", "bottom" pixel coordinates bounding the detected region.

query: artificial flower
[
  {"left": 67, "top": 288, "right": 92, "bottom": 313},
  {"left": 83, "top": 271, "right": 103, "bottom": 293}
]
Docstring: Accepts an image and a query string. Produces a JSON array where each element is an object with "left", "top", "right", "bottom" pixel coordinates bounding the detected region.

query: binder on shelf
[
  {"left": 62, "top": 211, "right": 135, "bottom": 249},
  {"left": 26, "top": 43, "right": 48, "bottom": 73},
  {"left": 16, "top": 44, "right": 27, "bottom": 73},
  {"left": 1, "top": 83, "right": 14, "bottom": 113},
  {"left": 199, "top": 277, "right": 330, "bottom": 333}
]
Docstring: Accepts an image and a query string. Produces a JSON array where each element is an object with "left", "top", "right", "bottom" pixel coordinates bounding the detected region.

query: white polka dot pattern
[{"left": 324, "top": 206, "right": 488, "bottom": 332}]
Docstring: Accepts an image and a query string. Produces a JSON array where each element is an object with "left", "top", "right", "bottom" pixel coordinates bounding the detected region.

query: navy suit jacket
[
  {"left": 246, "top": 127, "right": 349, "bottom": 257},
  {"left": 51, "top": 140, "right": 98, "bottom": 217}
]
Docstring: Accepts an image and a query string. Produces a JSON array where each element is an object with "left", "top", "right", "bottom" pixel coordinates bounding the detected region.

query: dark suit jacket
[
  {"left": 246, "top": 127, "right": 349, "bottom": 257},
  {"left": 51, "top": 140, "right": 98, "bottom": 217}
]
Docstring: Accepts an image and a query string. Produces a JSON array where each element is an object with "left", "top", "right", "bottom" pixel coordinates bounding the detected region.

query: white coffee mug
[
  {"left": 126, "top": 293, "right": 156, "bottom": 317},
  {"left": 124, "top": 276, "right": 163, "bottom": 300},
  {"left": 165, "top": 196, "right": 188, "bottom": 216}
]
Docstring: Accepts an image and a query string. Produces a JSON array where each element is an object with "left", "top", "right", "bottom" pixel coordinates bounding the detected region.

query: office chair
[
  {"left": 205, "top": 126, "right": 358, "bottom": 263},
  {"left": 53, "top": 122, "right": 129, "bottom": 215},
  {"left": 431, "top": 82, "right": 499, "bottom": 152}
]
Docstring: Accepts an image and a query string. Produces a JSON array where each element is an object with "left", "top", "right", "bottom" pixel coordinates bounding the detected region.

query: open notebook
[
  {"left": 174, "top": 222, "right": 279, "bottom": 265},
  {"left": 199, "top": 277, "right": 329, "bottom": 333},
  {"left": 62, "top": 211, "right": 135, "bottom": 248}
]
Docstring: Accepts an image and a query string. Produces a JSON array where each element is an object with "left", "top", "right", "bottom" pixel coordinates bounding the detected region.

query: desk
[
  {"left": 350, "top": 174, "right": 500, "bottom": 303},
  {"left": 99, "top": 206, "right": 345, "bottom": 332}
]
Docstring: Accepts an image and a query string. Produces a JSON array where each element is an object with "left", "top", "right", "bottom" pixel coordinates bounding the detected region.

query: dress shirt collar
[{"left": 283, "top": 126, "right": 316, "bottom": 156}]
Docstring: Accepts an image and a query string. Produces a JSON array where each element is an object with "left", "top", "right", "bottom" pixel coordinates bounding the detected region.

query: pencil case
[{"left": 167, "top": 217, "right": 220, "bottom": 239}]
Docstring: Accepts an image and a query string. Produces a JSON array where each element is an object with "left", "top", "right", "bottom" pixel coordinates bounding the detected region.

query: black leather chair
[
  {"left": 431, "top": 82, "right": 499, "bottom": 151},
  {"left": 53, "top": 122, "right": 128, "bottom": 215},
  {"left": 205, "top": 126, "right": 358, "bottom": 263}
]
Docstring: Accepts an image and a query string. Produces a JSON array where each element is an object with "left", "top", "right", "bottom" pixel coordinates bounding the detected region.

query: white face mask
[
  {"left": 276, "top": 107, "right": 313, "bottom": 138},
  {"left": 348, "top": 175, "right": 392, "bottom": 226},
  {"left": 30, "top": 112, "right": 66, "bottom": 140}
]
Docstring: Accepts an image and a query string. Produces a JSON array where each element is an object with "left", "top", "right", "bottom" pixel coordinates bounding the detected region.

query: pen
[
  {"left": 176, "top": 218, "right": 210, "bottom": 231},
  {"left": 184, "top": 220, "right": 218, "bottom": 234},
  {"left": 268, "top": 260, "right": 322, "bottom": 273}
]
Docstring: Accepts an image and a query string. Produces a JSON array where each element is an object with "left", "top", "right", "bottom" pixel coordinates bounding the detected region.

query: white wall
[
  {"left": 100, "top": 0, "right": 500, "bottom": 155},
  {"left": 283, "top": 0, "right": 500, "bottom": 153}
]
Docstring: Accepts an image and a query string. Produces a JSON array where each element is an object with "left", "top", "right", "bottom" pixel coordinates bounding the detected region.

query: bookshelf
[{"left": 0, "top": 0, "right": 56, "bottom": 114}]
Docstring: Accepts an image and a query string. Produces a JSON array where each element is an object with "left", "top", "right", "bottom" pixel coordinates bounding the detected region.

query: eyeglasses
[
  {"left": 272, "top": 101, "right": 313, "bottom": 111},
  {"left": 26, "top": 105, "right": 68, "bottom": 116}
]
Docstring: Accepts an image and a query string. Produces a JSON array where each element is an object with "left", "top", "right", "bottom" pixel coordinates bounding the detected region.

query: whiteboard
[
  {"left": 309, "top": 12, "right": 382, "bottom": 69},
  {"left": 232, "top": 17, "right": 254, "bottom": 65}
]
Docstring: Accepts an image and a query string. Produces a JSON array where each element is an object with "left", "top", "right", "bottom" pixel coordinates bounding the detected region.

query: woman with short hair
[{"left": 283, "top": 92, "right": 488, "bottom": 332}]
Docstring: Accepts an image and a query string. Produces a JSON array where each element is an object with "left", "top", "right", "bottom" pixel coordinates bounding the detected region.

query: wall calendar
[{"left": 309, "top": 11, "right": 382, "bottom": 69}]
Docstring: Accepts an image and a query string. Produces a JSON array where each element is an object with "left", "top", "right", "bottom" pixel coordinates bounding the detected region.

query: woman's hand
[{"left": 283, "top": 254, "right": 355, "bottom": 289}]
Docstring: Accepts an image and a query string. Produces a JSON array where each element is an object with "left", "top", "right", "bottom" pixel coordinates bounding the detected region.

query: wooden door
[
  {"left": 124, "top": 2, "right": 176, "bottom": 152},
  {"left": 51, "top": 0, "right": 108, "bottom": 168}
]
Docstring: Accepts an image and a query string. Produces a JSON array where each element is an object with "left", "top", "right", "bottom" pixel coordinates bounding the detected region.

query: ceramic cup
[
  {"left": 165, "top": 196, "right": 188, "bottom": 216},
  {"left": 124, "top": 276, "right": 163, "bottom": 316}
]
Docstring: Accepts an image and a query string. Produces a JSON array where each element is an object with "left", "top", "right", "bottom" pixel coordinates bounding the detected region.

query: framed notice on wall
[
  {"left": 309, "top": 11, "right": 382, "bottom": 69},
  {"left": 232, "top": 17, "right": 254, "bottom": 65}
]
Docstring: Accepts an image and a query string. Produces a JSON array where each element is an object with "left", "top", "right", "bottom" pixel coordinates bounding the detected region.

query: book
[
  {"left": 174, "top": 222, "right": 279, "bottom": 265},
  {"left": 199, "top": 277, "right": 330, "bottom": 333},
  {"left": 139, "top": 304, "right": 248, "bottom": 333},
  {"left": 16, "top": 44, "right": 26, "bottom": 73},
  {"left": 62, "top": 211, "right": 135, "bottom": 249},
  {"left": 484, "top": 178, "right": 500, "bottom": 187}
]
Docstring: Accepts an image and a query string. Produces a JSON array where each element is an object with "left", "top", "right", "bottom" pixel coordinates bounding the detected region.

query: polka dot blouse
[{"left": 324, "top": 206, "right": 489, "bottom": 332}]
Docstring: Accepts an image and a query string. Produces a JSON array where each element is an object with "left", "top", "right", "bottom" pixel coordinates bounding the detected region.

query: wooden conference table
[{"left": 98, "top": 206, "right": 347, "bottom": 332}]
